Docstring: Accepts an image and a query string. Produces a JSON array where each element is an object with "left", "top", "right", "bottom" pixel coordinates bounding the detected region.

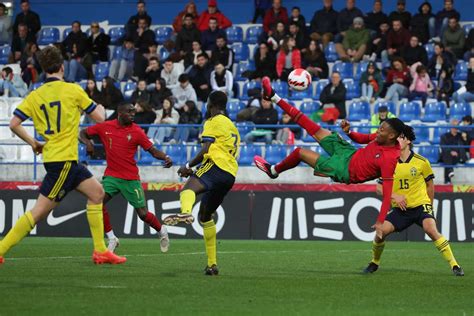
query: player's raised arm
[
  {"left": 148, "top": 146, "right": 172, "bottom": 168},
  {"left": 341, "top": 120, "right": 377, "bottom": 144}
]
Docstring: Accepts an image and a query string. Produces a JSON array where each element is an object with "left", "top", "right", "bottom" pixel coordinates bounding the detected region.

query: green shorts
[
  {"left": 102, "top": 176, "right": 146, "bottom": 208},
  {"left": 313, "top": 132, "right": 357, "bottom": 184}
]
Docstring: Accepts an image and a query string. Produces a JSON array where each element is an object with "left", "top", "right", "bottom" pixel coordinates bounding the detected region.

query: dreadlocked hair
[{"left": 385, "top": 118, "right": 406, "bottom": 138}]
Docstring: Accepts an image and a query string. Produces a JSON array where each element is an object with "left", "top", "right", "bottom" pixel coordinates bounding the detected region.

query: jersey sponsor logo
[
  {"left": 375, "top": 153, "right": 381, "bottom": 159},
  {"left": 410, "top": 167, "right": 417, "bottom": 177},
  {"left": 127, "top": 133, "right": 132, "bottom": 142},
  {"left": 46, "top": 209, "right": 87, "bottom": 226}
]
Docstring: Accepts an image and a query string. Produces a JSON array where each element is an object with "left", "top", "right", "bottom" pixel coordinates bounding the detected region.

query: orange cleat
[
  {"left": 261, "top": 76, "right": 275, "bottom": 99},
  {"left": 92, "top": 250, "right": 127, "bottom": 264}
]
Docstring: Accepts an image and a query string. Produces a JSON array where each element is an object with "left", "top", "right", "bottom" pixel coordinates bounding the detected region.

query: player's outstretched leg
[
  {"left": 164, "top": 177, "right": 205, "bottom": 226},
  {"left": 0, "top": 209, "right": 36, "bottom": 264},
  {"left": 102, "top": 205, "right": 120, "bottom": 252}
]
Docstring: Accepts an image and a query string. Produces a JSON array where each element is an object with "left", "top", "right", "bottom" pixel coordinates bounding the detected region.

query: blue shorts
[
  {"left": 40, "top": 161, "right": 93, "bottom": 202},
  {"left": 386, "top": 204, "right": 436, "bottom": 232}
]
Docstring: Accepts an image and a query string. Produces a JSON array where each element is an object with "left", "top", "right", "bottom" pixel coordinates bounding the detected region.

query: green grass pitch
[{"left": 0, "top": 238, "right": 473, "bottom": 315}]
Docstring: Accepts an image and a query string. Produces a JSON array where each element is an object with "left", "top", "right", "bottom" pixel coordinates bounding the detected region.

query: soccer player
[
  {"left": 0, "top": 46, "right": 126, "bottom": 265},
  {"left": 255, "top": 77, "right": 409, "bottom": 234},
  {"left": 163, "top": 91, "right": 240, "bottom": 276},
  {"left": 79, "top": 103, "right": 173, "bottom": 253},
  {"left": 361, "top": 126, "right": 464, "bottom": 276}
]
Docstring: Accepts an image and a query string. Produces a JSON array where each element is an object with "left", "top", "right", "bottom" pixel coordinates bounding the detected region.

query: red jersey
[{"left": 87, "top": 120, "right": 153, "bottom": 180}]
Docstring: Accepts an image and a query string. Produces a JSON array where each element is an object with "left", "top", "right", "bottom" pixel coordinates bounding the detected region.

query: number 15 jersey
[{"left": 14, "top": 78, "right": 96, "bottom": 163}]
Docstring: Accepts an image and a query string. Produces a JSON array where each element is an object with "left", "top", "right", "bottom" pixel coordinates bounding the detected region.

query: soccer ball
[{"left": 287, "top": 68, "right": 312, "bottom": 91}]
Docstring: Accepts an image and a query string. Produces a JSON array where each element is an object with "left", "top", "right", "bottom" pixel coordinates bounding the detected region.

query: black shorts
[
  {"left": 386, "top": 204, "right": 436, "bottom": 232},
  {"left": 40, "top": 161, "right": 93, "bottom": 202},
  {"left": 192, "top": 161, "right": 235, "bottom": 213}
]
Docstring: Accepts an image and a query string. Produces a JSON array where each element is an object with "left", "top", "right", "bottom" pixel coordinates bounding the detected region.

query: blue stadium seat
[
  {"left": 348, "top": 101, "right": 370, "bottom": 121},
  {"left": 300, "top": 101, "right": 317, "bottom": 115},
  {"left": 159, "top": 46, "right": 172, "bottom": 61},
  {"left": 324, "top": 42, "right": 337, "bottom": 62},
  {"left": 398, "top": 101, "right": 421, "bottom": 122},
  {"left": 79, "top": 144, "right": 87, "bottom": 162},
  {"left": 108, "top": 26, "right": 125, "bottom": 45},
  {"left": 241, "top": 80, "right": 261, "bottom": 100},
  {"left": 235, "top": 61, "right": 255, "bottom": 81},
  {"left": 155, "top": 26, "right": 173, "bottom": 44},
  {"left": 63, "top": 27, "right": 72, "bottom": 40},
  {"left": 227, "top": 100, "right": 245, "bottom": 121},
  {"left": 0, "top": 45, "right": 11, "bottom": 64},
  {"left": 112, "top": 46, "right": 122, "bottom": 60},
  {"left": 422, "top": 102, "right": 447, "bottom": 122},
  {"left": 463, "top": 23, "right": 474, "bottom": 35},
  {"left": 314, "top": 144, "right": 329, "bottom": 157},
  {"left": 37, "top": 27, "right": 60, "bottom": 45},
  {"left": 374, "top": 101, "right": 396, "bottom": 115},
  {"left": 354, "top": 61, "right": 369, "bottom": 80},
  {"left": 424, "top": 43, "right": 435, "bottom": 59},
  {"left": 413, "top": 125, "right": 430, "bottom": 144},
  {"left": 232, "top": 43, "right": 250, "bottom": 62},
  {"left": 139, "top": 148, "right": 154, "bottom": 164},
  {"left": 450, "top": 102, "right": 472, "bottom": 120},
  {"left": 236, "top": 121, "right": 255, "bottom": 136},
  {"left": 31, "top": 82, "right": 43, "bottom": 90},
  {"left": 454, "top": 61, "right": 468, "bottom": 81},
  {"left": 355, "top": 123, "right": 371, "bottom": 135},
  {"left": 264, "top": 145, "right": 286, "bottom": 165},
  {"left": 418, "top": 146, "right": 439, "bottom": 164},
  {"left": 343, "top": 79, "right": 359, "bottom": 99},
  {"left": 226, "top": 26, "right": 243, "bottom": 44},
  {"left": 314, "top": 79, "right": 329, "bottom": 99},
  {"left": 290, "top": 88, "right": 311, "bottom": 100},
  {"left": 431, "top": 126, "right": 449, "bottom": 144},
  {"left": 189, "top": 145, "right": 201, "bottom": 160},
  {"left": 78, "top": 80, "right": 87, "bottom": 90},
  {"left": 245, "top": 26, "right": 263, "bottom": 44},
  {"left": 239, "top": 144, "right": 258, "bottom": 166},
  {"left": 94, "top": 62, "right": 110, "bottom": 81},
  {"left": 163, "top": 144, "right": 187, "bottom": 165},
  {"left": 332, "top": 62, "right": 353, "bottom": 79},
  {"left": 272, "top": 80, "right": 289, "bottom": 98}
]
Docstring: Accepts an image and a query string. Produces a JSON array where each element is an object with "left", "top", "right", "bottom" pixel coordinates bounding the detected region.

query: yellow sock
[
  {"left": 371, "top": 240, "right": 385, "bottom": 265},
  {"left": 0, "top": 211, "right": 35, "bottom": 257},
  {"left": 434, "top": 236, "right": 458, "bottom": 268},
  {"left": 180, "top": 189, "right": 196, "bottom": 214},
  {"left": 202, "top": 219, "right": 217, "bottom": 267},
  {"left": 86, "top": 203, "right": 107, "bottom": 253}
]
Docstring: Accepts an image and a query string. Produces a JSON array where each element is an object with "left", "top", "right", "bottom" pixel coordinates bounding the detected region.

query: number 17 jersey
[{"left": 14, "top": 78, "right": 96, "bottom": 163}]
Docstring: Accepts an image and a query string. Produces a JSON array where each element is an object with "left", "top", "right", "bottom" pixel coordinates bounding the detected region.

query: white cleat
[
  {"left": 159, "top": 226, "right": 170, "bottom": 253},
  {"left": 107, "top": 237, "right": 120, "bottom": 252}
]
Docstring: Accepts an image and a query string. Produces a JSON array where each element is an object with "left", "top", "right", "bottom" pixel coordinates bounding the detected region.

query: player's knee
[
  {"left": 89, "top": 187, "right": 105, "bottom": 205},
  {"left": 199, "top": 210, "right": 212, "bottom": 223},
  {"left": 136, "top": 208, "right": 147, "bottom": 220}
]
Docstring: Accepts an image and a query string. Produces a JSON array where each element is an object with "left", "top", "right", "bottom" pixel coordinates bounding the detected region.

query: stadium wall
[{"left": 16, "top": 0, "right": 474, "bottom": 26}]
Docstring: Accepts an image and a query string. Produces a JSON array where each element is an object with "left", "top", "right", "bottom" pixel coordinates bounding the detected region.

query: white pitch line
[{"left": 94, "top": 285, "right": 127, "bottom": 289}]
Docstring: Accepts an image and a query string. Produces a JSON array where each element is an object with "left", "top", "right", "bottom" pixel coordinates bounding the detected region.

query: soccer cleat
[
  {"left": 363, "top": 262, "right": 379, "bottom": 274},
  {"left": 107, "top": 237, "right": 120, "bottom": 253},
  {"left": 0, "top": 257, "right": 4, "bottom": 264},
  {"left": 254, "top": 156, "right": 278, "bottom": 179},
  {"left": 452, "top": 265, "right": 465, "bottom": 276},
  {"left": 204, "top": 264, "right": 219, "bottom": 276},
  {"left": 163, "top": 213, "right": 195, "bottom": 226},
  {"left": 159, "top": 226, "right": 170, "bottom": 253},
  {"left": 92, "top": 250, "right": 127, "bottom": 265},
  {"left": 261, "top": 76, "right": 275, "bottom": 99}
]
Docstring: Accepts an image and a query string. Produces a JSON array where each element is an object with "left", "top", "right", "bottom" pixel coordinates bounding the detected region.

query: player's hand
[
  {"left": 177, "top": 166, "right": 193, "bottom": 178},
  {"left": 340, "top": 120, "right": 350, "bottom": 134},
  {"left": 392, "top": 194, "right": 407, "bottom": 211},
  {"left": 86, "top": 143, "right": 94, "bottom": 156},
  {"left": 372, "top": 221, "right": 384, "bottom": 239},
  {"left": 163, "top": 155, "right": 173, "bottom": 168},
  {"left": 31, "top": 140, "right": 44, "bottom": 155}
]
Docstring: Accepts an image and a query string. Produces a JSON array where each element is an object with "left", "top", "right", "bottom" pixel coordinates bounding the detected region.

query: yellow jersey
[
  {"left": 201, "top": 114, "right": 240, "bottom": 177},
  {"left": 391, "top": 151, "right": 434, "bottom": 208},
  {"left": 14, "top": 78, "right": 96, "bottom": 162}
]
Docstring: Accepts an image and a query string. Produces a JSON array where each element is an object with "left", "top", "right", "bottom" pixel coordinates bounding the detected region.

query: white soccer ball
[{"left": 287, "top": 68, "right": 312, "bottom": 91}]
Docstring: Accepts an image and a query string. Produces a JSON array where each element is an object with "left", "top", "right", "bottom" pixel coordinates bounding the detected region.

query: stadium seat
[
  {"left": 454, "top": 61, "right": 468, "bottom": 81},
  {"left": 431, "top": 125, "right": 449, "bottom": 144},
  {"left": 245, "top": 26, "right": 263, "bottom": 44},
  {"left": 241, "top": 80, "right": 261, "bottom": 100},
  {"left": 332, "top": 62, "right": 353, "bottom": 79},
  {"left": 31, "top": 82, "right": 43, "bottom": 90},
  {"left": 418, "top": 145, "right": 439, "bottom": 164},
  {"left": 239, "top": 144, "right": 258, "bottom": 166},
  {"left": 37, "top": 27, "right": 60, "bottom": 45},
  {"left": 290, "top": 88, "right": 311, "bottom": 100},
  {"left": 0, "top": 145, "right": 17, "bottom": 161},
  {"left": 62, "top": 27, "right": 72, "bottom": 40},
  {"left": 264, "top": 145, "right": 286, "bottom": 165},
  {"left": 94, "top": 62, "right": 110, "bottom": 81},
  {"left": 343, "top": 79, "right": 359, "bottom": 100},
  {"left": 300, "top": 101, "right": 317, "bottom": 115},
  {"left": 314, "top": 144, "right": 329, "bottom": 157},
  {"left": 108, "top": 26, "right": 125, "bottom": 45},
  {"left": 226, "top": 26, "right": 243, "bottom": 44},
  {"left": 314, "top": 79, "right": 329, "bottom": 99},
  {"left": 112, "top": 46, "right": 122, "bottom": 60},
  {"left": 354, "top": 61, "right": 369, "bottom": 80},
  {"left": 236, "top": 121, "right": 255, "bottom": 136},
  {"left": 155, "top": 26, "right": 173, "bottom": 44},
  {"left": 189, "top": 145, "right": 201, "bottom": 160},
  {"left": 272, "top": 80, "right": 288, "bottom": 98},
  {"left": 85, "top": 27, "right": 105, "bottom": 37},
  {"left": 422, "top": 102, "right": 447, "bottom": 122},
  {"left": 324, "top": 42, "right": 338, "bottom": 62},
  {"left": 18, "top": 145, "right": 34, "bottom": 162},
  {"left": 463, "top": 23, "right": 474, "bottom": 34},
  {"left": 413, "top": 125, "right": 430, "bottom": 143},
  {"left": 354, "top": 122, "right": 371, "bottom": 134},
  {"left": 159, "top": 46, "right": 172, "bottom": 61},
  {"left": 232, "top": 43, "right": 250, "bottom": 62},
  {"left": 78, "top": 80, "right": 87, "bottom": 90},
  {"left": 235, "top": 61, "right": 254, "bottom": 81},
  {"left": 398, "top": 102, "right": 421, "bottom": 122},
  {"left": 0, "top": 98, "right": 9, "bottom": 119},
  {"left": 227, "top": 100, "right": 245, "bottom": 121},
  {"left": 424, "top": 43, "right": 434, "bottom": 59},
  {"left": 373, "top": 101, "right": 396, "bottom": 115},
  {"left": 138, "top": 148, "right": 154, "bottom": 164},
  {"left": 123, "top": 81, "right": 137, "bottom": 100},
  {"left": 450, "top": 102, "right": 472, "bottom": 120},
  {"left": 0, "top": 45, "right": 11, "bottom": 64},
  {"left": 163, "top": 144, "right": 187, "bottom": 165},
  {"left": 348, "top": 101, "right": 370, "bottom": 121}
]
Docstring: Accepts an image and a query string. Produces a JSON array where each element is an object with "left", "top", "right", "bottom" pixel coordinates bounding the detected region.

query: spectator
[
  {"left": 172, "top": 73, "right": 198, "bottom": 111},
  {"left": 408, "top": 63, "right": 434, "bottom": 106},
  {"left": 365, "top": 0, "right": 387, "bottom": 33},
  {"left": 384, "top": 57, "right": 411, "bottom": 104},
  {"left": 63, "top": 21, "right": 90, "bottom": 82},
  {"left": 11, "top": 23, "right": 35, "bottom": 63},
  {"left": 370, "top": 20, "right": 389, "bottom": 60},
  {"left": 290, "top": 6, "right": 307, "bottom": 34},
  {"left": 236, "top": 88, "right": 262, "bottom": 122},
  {"left": 197, "top": 0, "right": 232, "bottom": 32},
  {"left": 336, "top": 17, "right": 369, "bottom": 62},
  {"left": 435, "top": 0, "right": 460, "bottom": 39},
  {"left": 453, "top": 57, "right": 474, "bottom": 103},
  {"left": 464, "top": 29, "right": 474, "bottom": 61},
  {"left": 263, "top": 0, "right": 288, "bottom": 34},
  {"left": 184, "top": 41, "right": 204, "bottom": 69},
  {"left": 100, "top": 77, "right": 124, "bottom": 111},
  {"left": 320, "top": 71, "right": 347, "bottom": 119},
  {"left": 265, "top": 21, "right": 287, "bottom": 52},
  {"left": 384, "top": 19, "right": 410, "bottom": 63},
  {"left": 20, "top": 42, "right": 41, "bottom": 85},
  {"left": 440, "top": 119, "right": 467, "bottom": 183},
  {"left": 410, "top": 2, "right": 435, "bottom": 44},
  {"left": 188, "top": 53, "right": 213, "bottom": 101},
  {"left": 288, "top": 21, "right": 307, "bottom": 51},
  {"left": 150, "top": 78, "right": 173, "bottom": 110},
  {"left": 210, "top": 62, "right": 233, "bottom": 96},
  {"left": 132, "top": 17, "right": 155, "bottom": 54},
  {"left": 460, "top": 115, "right": 474, "bottom": 161},
  {"left": 0, "top": 3, "right": 12, "bottom": 45},
  {"left": 173, "top": 2, "right": 199, "bottom": 34},
  {"left": 131, "top": 79, "right": 151, "bottom": 104},
  {"left": 210, "top": 35, "right": 234, "bottom": 70},
  {"left": 442, "top": 17, "right": 465, "bottom": 60},
  {"left": 150, "top": 97, "right": 180, "bottom": 144},
  {"left": 125, "top": 0, "right": 152, "bottom": 37},
  {"left": 401, "top": 36, "right": 428, "bottom": 67},
  {"left": 428, "top": 43, "right": 456, "bottom": 79},
  {"left": 360, "top": 61, "right": 383, "bottom": 104},
  {"left": 84, "top": 79, "right": 103, "bottom": 105},
  {"left": 436, "top": 67, "right": 454, "bottom": 107},
  {"left": 176, "top": 14, "right": 201, "bottom": 56},
  {"left": 109, "top": 38, "right": 135, "bottom": 82},
  {"left": 13, "top": 0, "right": 40, "bottom": 37},
  {"left": 276, "top": 36, "right": 301, "bottom": 81},
  {"left": 303, "top": 40, "right": 329, "bottom": 79},
  {"left": 243, "top": 96, "right": 278, "bottom": 144},
  {"left": 201, "top": 17, "right": 226, "bottom": 52},
  {"left": 144, "top": 57, "right": 161, "bottom": 85},
  {"left": 0, "top": 66, "right": 28, "bottom": 97},
  {"left": 245, "top": 42, "right": 276, "bottom": 80},
  {"left": 161, "top": 59, "right": 185, "bottom": 90},
  {"left": 133, "top": 100, "right": 156, "bottom": 133},
  {"left": 134, "top": 41, "right": 159, "bottom": 80},
  {"left": 336, "top": 0, "right": 363, "bottom": 39},
  {"left": 252, "top": 0, "right": 272, "bottom": 24},
  {"left": 309, "top": 0, "right": 338, "bottom": 48},
  {"left": 275, "top": 112, "right": 301, "bottom": 144},
  {"left": 173, "top": 100, "right": 203, "bottom": 143},
  {"left": 88, "top": 22, "right": 110, "bottom": 63},
  {"left": 370, "top": 105, "right": 396, "bottom": 133},
  {"left": 388, "top": 0, "right": 411, "bottom": 29}
]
